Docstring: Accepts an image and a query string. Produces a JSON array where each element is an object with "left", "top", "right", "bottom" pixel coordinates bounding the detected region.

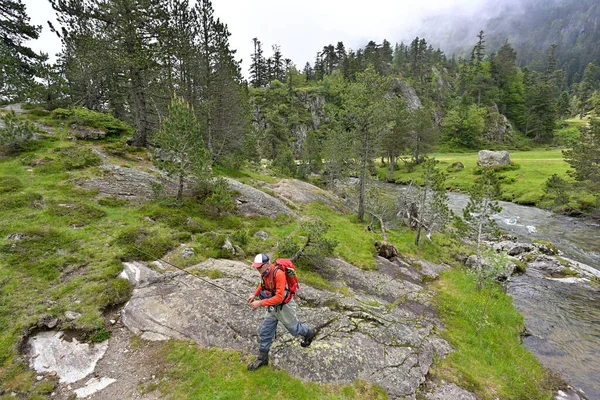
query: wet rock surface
[{"left": 120, "top": 257, "right": 456, "bottom": 399}]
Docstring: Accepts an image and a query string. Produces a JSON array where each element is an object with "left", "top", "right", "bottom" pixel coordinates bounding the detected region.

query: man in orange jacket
[{"left": 246, "top": 253, "right": 316, "bottom": 370}]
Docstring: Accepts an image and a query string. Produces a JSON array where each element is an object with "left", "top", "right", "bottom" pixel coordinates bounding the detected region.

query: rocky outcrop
[
  {"left": 266, "top": 178, "right": 346, "bottom": 212},
  {"left": 392, "top": 79, "right": 422, "bottom": 112},
  {"left": 485, "top": 108, "right": 514, "bottom": 143},
  {"left": 224, "top": 177, "right": 295, "bottom": 218},
  {"left": 120, "top": 257, "right": 456, "bottom": 399},
  {"left": 477, "top": 150, "right": 511, "bottom": 167},
  {"left": 79, "top": 164, "right": 182, "bottom": 202}
]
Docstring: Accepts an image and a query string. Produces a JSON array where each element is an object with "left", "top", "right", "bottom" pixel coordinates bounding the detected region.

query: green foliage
[
  {"left": 89, "top": 325, "right": 111, "bottom": 343},
  {"left": 289, "top": 219, "right": 339, "bottom": 267},
  {"left": 46, "top": 201, "right": 106, "bottom": 226},
  {"left": 442, "top": 104, "right": 486, "bottom": 149},
  {"left": 50, "top": 108, "right": 72, "bottom": 119},
  {"left": 272, "top": 147, "right": 297, "bottom": 177},
  {"left": 97, "top": 196, "right": 129, "bottom": 207},
  {"left": 193, "top": 178, "right": 235, "bottom": 215},
  {"left": 0, "top": 191, "right": 42, "bottom": 209},
  {"left": 159, "top": 340, "right": 389, "bottom": 399},
  {"left": 152, "top": 97, "right": 210, "bottom": 201},
  {"left": 55, "top": 146, "right": 102, "bottom": 170},
  {"left": 564, "top": 117, "right": 600, "bottom": 184},
  {"left": 115, "top": 227, "right": 178, "bottom": 261},
  {"left": 433, "top": 268, "right": 554, "bottom": 400},
  {"left": 0, "top": 111, "right": 36, "bottom": 152},
  {"left": 456, "top": 170, "right": 502, "bottom": 288},
  {"left": 543, "top": 174, "right": 569, "bottom": 206},
  {"left": 0, "top": 176, "right": 23, "bottom": 193},
  {"left": 71, "top": 107, "right": 133, "bottom": 136}
]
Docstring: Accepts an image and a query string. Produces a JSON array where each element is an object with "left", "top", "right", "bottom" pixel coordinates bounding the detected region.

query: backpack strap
[{"left": 270, "top": 265, "right": 292, "bottom": 305}]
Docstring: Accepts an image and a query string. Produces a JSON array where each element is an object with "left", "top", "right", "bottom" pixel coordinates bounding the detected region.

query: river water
[
  {"left": 447, "top": 193, "right": 600, "bottom": 400},
  {"left": 383, "top": 184, "right": 600, "bottom": 399}
]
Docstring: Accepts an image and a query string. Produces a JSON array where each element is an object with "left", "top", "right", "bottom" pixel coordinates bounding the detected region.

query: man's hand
[
  {"left": 250, "top": 300, "right": 262, "bottom": 310},
  {"left": 247, "top": 294, "right": 255, "bottom": 303}
]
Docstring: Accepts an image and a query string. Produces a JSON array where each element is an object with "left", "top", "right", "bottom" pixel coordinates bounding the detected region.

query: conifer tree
[
  {"left": 0, "top": 0, "right": 42, "bottom": 100},
  {"left": 152, "top": 96, "right": 209, "bottom": 201}
]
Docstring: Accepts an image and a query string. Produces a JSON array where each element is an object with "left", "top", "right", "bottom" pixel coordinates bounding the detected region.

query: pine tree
[
  {"left": 152, "top": 96, "right": 210, "bottom": 201},
  {"left": 578, "top": 63, "right": 598, "bottom": 119},
  {"left": 342, "top": 67, "right": 393, "bottom": 221},
  {"left": 563, "top": 117, "right": 600, "bottom": 184},
  {"left": 0, "top": 0, "right": 42, "bottom": 101},
  {"left": 250, "top": 38, "right": 266, "bottom": 87},
  {"left": 414, "top": 159, "right": 451, "bottom": 245}
]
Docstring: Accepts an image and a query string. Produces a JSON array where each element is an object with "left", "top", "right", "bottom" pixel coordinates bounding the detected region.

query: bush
[
  {"left": 46, "top": 201, "right": 107, "bottom": 226},
  {"left": 272, "top": 148, "right": 297, "bottom": 177},
  {"left": 0, "top": 176, "right": 23, "bottom": 193},
  {"left": 116, "top": 227, "right": 178, "bottom": 261},
  {"left": 0, "top": 192, "right": 42, "bottom": 209},
  {"left": 50, "top": 108, "right": 72, "bottom": 119},
  {"left": 0, "top": 111, "right": 36, "bottom": 152},
  {"left": 97, "top": 196, "right": 129, "bottom": 207},
  {"left": 193, "top": 178, "right": 235, "bottom": 215},
  {"left": 55, "top": 146, "right": 102, "bottom": 170},
  {"left": 28, "top": 109, "right": 50, "bottom": 117}
]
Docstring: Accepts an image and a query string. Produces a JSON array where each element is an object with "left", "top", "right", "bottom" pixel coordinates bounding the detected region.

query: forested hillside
[
  {"left": 1, "top": 0, "right": 599, "bottom": 213},
  {"left": 417, "top": 0, "right": 600, "bottom": 86}
]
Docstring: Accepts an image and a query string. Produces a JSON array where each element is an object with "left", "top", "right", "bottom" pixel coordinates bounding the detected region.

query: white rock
[
  {"left": 73, "top": 377, "right": 116, "bottom": 398},
  {"left": 28, "top": 331, "right": 109, "bottom": 384}
]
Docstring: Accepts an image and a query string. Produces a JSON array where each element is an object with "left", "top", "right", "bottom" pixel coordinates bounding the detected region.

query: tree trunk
[
  {"left": 131, "top": 67, "right": 148, "bottom": 147},
  {"left": 358, "top": 128, "right": 369, "bottom": 222},
  {"left": 177, "top": 171, "right": 183, "bottom": 202}
]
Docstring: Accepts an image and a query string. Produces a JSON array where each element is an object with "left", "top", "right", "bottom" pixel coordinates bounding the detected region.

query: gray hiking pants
[{"left": 258, "top": 299, "right": 310, "bottom": 352}]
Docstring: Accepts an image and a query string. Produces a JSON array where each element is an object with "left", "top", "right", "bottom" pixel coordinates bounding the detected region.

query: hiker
[{"left": 246, "top": 253, "right": 316, "bottom": 371}]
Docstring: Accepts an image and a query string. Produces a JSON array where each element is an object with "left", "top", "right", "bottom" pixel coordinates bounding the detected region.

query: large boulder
[
  {"left": 266, "top": 178, "right": 346, "bottom": 212},
  {"left": 478, "top": 150, "right": 511, "bottom": 167},
  {"left": 121, "top": 257, "right": 453, "bottom": 399},
  {"left": 224, "top": 178, "right": 295, "bottom": 218}
]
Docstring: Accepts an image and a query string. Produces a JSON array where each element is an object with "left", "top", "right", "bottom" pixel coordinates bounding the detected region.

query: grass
[
  {"left": 1, "top": 107, "right": 561, "bottom": 399},
  {"left": 0, "top": 133, "right": 293, "bottom": 396},
  {"left": 305, "top": 202, "right": 378, "bottom": 269},
  {"left": 432, "top": 268, "right": 556, "bottom": 399},
  {"left": 378, "top": 149, "right": 572, "bottom": 206},
  {"left": 157, "top": 340, "right": 389, "bottom": 399}
]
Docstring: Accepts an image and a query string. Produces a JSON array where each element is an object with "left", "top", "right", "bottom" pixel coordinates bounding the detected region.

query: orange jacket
[{"left": 254, "top": 265, "right": 287, "bottom": 307}]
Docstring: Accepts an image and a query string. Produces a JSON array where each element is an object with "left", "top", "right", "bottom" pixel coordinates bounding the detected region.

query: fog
[{"left": 24, "top": 0, "right": 539, "bottom": 74}]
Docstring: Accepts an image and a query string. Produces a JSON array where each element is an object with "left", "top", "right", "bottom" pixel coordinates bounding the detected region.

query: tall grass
[{"left": 432, "top": 268, "right": 555, "bottom": 399}]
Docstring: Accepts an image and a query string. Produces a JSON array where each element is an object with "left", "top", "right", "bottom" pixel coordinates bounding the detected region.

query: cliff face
[{"left": 250, "top": 79, "right": 425, "bottom": 158}]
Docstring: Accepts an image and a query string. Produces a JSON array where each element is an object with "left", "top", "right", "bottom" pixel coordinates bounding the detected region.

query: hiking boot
[
  {"left": 247, "top": 350, "right": 269, "bottom": 371},
  {"left": 300, "top": 328, "right": 316, "bottom": 348}
]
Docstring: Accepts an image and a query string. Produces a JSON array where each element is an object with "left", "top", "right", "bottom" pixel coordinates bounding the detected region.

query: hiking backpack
[{"left": 273, "top": 258, "right": 299, "bottom": 295}]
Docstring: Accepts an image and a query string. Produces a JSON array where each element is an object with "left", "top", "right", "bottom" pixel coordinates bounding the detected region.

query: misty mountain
[{"left": 411, "top": 0, "right": 599, "bottom": 86}]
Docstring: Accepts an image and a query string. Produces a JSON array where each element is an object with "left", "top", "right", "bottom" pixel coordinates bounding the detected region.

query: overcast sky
[{"left": 23, "top": 0, "right": 490, "bottom": 76}]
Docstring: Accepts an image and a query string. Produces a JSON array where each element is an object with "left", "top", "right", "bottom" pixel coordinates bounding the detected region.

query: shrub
[
  {"left": 97, "top": 196, "right": 128, "bottom": 207},
  {"left": 50, "top": 108, "right": 72, "bottom": 119},
  {"left": 46, "top": 201, "right": 106, "bottom": 225},
  {"left": 116, "top": 227, "right": 178, "bottom": 261},
  {"left": 0, "top": 192, "right": 42, "bottom": 209},
  {"left": 71, "top": 107, "right": 133, "bottom": 136},
  {"left": 272, "top": 148, "right": 297, "bottom": 177},
  {"left": 232, "top": 229, "right": 248, "bottom": 246},
  {"left": 0, "top": 176, "right": 23, "bottom": 193},
  {"left": 56, "top": 146, "right": 102, "bottom": 170},
  {"left": 193, "top": 178, "right": 235, "bottom": 215},
  {"left": 0, "top": 111, "right": 36, "bottom": 152}
]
